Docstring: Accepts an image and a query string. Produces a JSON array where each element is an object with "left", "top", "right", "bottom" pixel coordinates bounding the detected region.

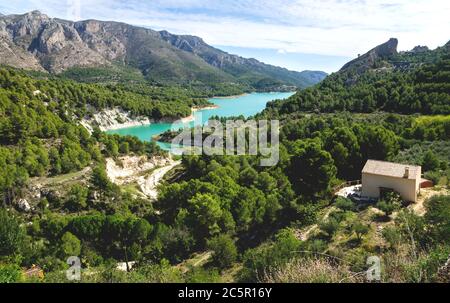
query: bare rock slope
[
  {"left": 340, "top": 38, "right": 398, "bottom": 73},
  {"left": 0, "top": 10, "right": 326, "bottom": 88}
]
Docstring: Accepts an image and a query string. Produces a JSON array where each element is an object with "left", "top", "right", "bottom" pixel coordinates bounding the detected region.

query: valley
[
  {"left": 106, "top": 92, "right": 295, "bottom": 149},
  {"left": 0, "top": 8, "right": 449, "bottom": 285}
]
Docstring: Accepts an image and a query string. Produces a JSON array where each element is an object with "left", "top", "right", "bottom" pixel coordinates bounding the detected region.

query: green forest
[{"left": 2, "top": 67, "right": 218, "bottom": 124}]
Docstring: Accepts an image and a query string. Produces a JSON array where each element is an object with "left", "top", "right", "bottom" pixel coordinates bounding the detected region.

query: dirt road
[{"left": 138, "top": 160, "right": 181, "bottom": 200}]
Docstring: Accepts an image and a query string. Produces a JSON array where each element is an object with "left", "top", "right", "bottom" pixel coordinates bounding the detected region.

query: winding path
[{"left": 138, "top": 160, "right": 181, "bottom": 200}]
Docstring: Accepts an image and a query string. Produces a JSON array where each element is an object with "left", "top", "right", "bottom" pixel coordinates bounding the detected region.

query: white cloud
[{"left": 1, "top": 0, "right": 449, "bottom": 58}]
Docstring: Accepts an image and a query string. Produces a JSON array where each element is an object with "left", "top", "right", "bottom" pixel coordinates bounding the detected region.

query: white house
[{"left": 361, "top": 160, "right": 422, "bottom": 203}]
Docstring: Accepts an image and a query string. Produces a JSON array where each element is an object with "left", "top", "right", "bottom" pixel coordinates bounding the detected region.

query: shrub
[
  {"left": 307, "top": 239, "right": 327, "bottom": 253},
  {"left": 424, "top": 170, "right": 441, "bottom": 186},
  {"left": 0, "top": 264, "right": 22, "bottom": 283},
  {"left": 240, "top": 229, "right": 301, "bottom": 282},
  {"left": 351, "top": 222, "right": 370, "bottom": 241},
  {"left": 382, "top": 226, "right": 403, "bottom": 249},
  {"left": 376, "top": 200, "right": 397, "bottom": 217},
  {"left": 335, "top": 197, "right": 355, "bottom": 211},
  {"left": 65, "top": 184, "right": 89, "bottom": 211},
  {"left": 376, "top": 191, "right": 402, "bottom": 217},
  {"left": 424, "top": 195, "right": 450, "bottom": 242},
  {"left": 60, "top": 232, "right": 81, "bottom": 258},
  {"left": 422, "top": 151, "right": 440, "bottom": 172},
  {"left": 0, "top": 209, "right": 26, "bottom": 256},
  {"left": 319, "top": 218, "right": 340, "bottom": 238},
  {"left": 207, "top": 234, "right": 238, "bottom": 269}
]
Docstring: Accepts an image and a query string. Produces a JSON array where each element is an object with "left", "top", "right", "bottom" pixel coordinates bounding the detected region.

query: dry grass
[
  {"left": 175, "top": 251, "right": 212, "bottom": 274},
  {"left": 410, "top": 186, "right": 449, "bottom": 216},
  {"left": 381, "top": 245, "right": 440, "bottom": 283},
  {"left": 260, "top": 258, "right": 366, "bottom": 283}
]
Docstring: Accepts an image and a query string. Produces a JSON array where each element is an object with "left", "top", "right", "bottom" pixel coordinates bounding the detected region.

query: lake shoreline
[
  {"left": 179, "top": 105, "right": 219, "bottom": 123},
  {"left": 99, "top": 104, "right": 219, "bottom": 132},
  {"left": 104, "top": 92, "right": 295, "bottom": 148},
  {"left": 97, "top": 92, "right": 295, "bottom": 132},
  {"left": 212, "top": 93, "right": 249, "bottom": 99},
  {"left": 211, "top": 90, "right": 296, "bottom": 100}
]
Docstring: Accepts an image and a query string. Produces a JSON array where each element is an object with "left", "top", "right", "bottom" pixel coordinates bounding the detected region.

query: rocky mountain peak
[
  {"left": 28, "top": 10, "right": 45, "bottom": 16},
  {"left": 340, "top": 38, "right": 398, "bottom": 72},
  {"left": 1, "top": 10, "right": 50, "bottom": 37},
  {"left": 0, "top": 10, "right": 327, "bottom": 88},
  {"left": 374, "top": 38, "right": 398, "bottom": 57},
  {"left": 410, "top": 45, "right": 429, "bottom": 53},
  {"left": 18, "top": 10, "right": 50, "bottom": 24}
]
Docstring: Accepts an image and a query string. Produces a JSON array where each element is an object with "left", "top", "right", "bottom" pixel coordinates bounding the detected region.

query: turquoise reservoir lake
[{"left": 106, "top": 92, "right": 295, "bottom": 149}]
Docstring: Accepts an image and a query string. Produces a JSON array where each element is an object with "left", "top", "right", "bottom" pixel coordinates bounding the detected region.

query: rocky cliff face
[
  {"left": 410, "top": 45, "right": 430, "bottom": 53},
  {"left": 340, "top": 38, "right": 398, "bottom": 72},
  {"left": 159, "top": 29, "right": 327, "bottom": 86},
  {"left": 0, "top": 11, "right": 326, "bottom": 88},
  {"left": 80, "top": 107, "right": 152, "bottom": 133},
  {"left": 0, "top": 11, "right": 110, "bottom": 72},
  {"left": 160, "top": 30, "right": 254, "bottom": 69}
]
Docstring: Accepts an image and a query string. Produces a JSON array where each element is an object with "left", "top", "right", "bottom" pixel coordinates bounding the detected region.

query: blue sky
[{"left": 1, "top": 0, "right": 449, "bottom": 73}]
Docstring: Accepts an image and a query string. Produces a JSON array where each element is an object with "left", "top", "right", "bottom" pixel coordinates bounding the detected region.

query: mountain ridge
[
  {"left": 339, "top": 38, "right": 398, "bottom": 72},
  {"left": 0, "top": 11, "right": 326, "bottom": 89},
  {"left": 262, "top": 37, "right": 450, "bottom": 116},
  {"left": 158, "top": 30, "right": 327, "bottom": 87}
]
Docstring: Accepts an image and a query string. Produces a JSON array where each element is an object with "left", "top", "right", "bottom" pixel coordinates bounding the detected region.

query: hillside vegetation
[
  {"left": 0, "top": 38, "right": 449, "bottom": 283},
  {"left": 264, "top": 40, "right": 450, "bottom": 116},
  {"left": 0, "top": 67, "right": 214, "bottom": 123}
]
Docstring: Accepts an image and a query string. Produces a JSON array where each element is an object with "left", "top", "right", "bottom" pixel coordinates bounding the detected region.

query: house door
[{"left": 379, "top": 187, "right": 394, "bottom": 200}]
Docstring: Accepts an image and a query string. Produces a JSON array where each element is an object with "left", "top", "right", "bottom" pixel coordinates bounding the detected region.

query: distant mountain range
[{"left": 0, "top": 11, "right": 326, "bottom": 90}]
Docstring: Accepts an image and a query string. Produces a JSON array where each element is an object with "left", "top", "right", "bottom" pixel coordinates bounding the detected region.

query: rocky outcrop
[
  {"left": 106, "top": 155, "right": 179, "bottom": 199},
  {"left": 0, "top": 11, "right": 45, "bottom": 71},
  {"left": 159, "top": 30, "right": 327, "bottom": 87},
  {"left": 159, "top": 30, "right": 205, "bottom": 54},
  {"left": 160, "top": 30, "right": 250, "bottom": 69},
  {"left": 81, "top": 107, "right": 151, "bottom": 132},
  {"left": 80, "top": 105, "right": 219, "bottom": 133},
  {"left": 340, "top": 38, "right": 398, "bottom": 73},
  {"left": 410, "top": 45, "right": 429, "bottom": 53},
  {"left": 106, "top": 156, "right": 167, "bottom": 185},
  {"left": 17, "top": 198, "right": 32, "bottom": 212},
  {"left": 0, "top": 11, "right": 108, "bottom": 72}
]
